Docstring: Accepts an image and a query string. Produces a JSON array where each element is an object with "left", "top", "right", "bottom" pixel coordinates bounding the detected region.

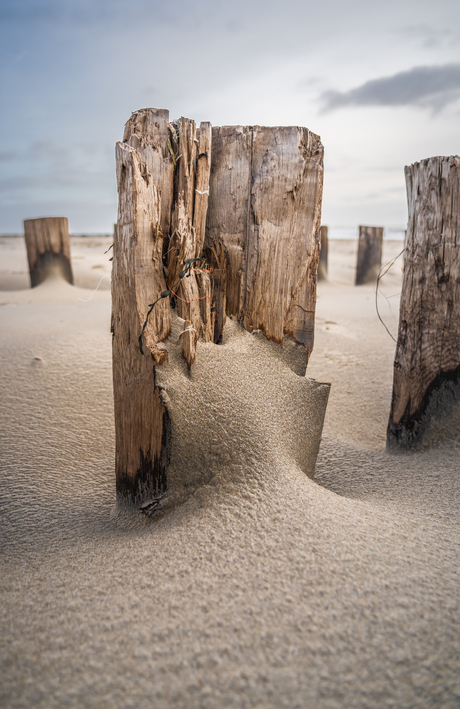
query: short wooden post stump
[{"left": 387, "top": 156, "right": 460, "bottom": 449}]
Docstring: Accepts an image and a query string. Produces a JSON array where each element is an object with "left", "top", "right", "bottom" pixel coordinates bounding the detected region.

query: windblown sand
[{"left": 1, "top": 236, "right": 459, "bottom": 708}]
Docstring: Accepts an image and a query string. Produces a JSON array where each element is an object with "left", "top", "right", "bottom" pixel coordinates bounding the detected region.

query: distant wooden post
[
  {"left": 387, "top": 156, "right": 460, "bottom": 449},
  {"left": 318, "top": 225, "right": 328, "bottom": 280},
  {"left": 23, "top": 217, "right": 73, "bottom": 287},
  {"left": 355, "top": 225, "right": 383, "bottom": 285},
  {"left": 113, "top": 109, "right": 325, "bottom": 510}
]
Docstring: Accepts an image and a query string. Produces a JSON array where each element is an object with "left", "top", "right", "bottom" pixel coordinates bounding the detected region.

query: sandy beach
[{"left": 1, "top": 235, "right": 459, "bottom": 708}]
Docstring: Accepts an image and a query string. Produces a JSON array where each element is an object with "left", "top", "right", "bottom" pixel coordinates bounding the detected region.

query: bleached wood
[
  {"left": 180, "top": 319, "right": 196, "bottom": 370},
  {"left": 387, "top": 156, "right": 460, "bottom": 448},
  {"left": 112, "top": 141, "right": 170, "bottom": 508},
  {"left": 196, "top": 270, "right": 213, "bottom": 342},
  {"left": 23, "top": 217, "right": 73, "bottom": 287},
  {"left": 193, "top": 122, "right": 212, "bottom": 256},
  {"left": 205, "top": 126, "right": 252, "bottom": 319},
  {"left": 113, "top": 109, "right": 326, "bottom": 509},
  {"left": 123, "top": 108, "right": 175, "bottom": 239},
  {"left": 355, "top": 226, "right": 383, "bottom": 285},
  {"left": 168, "top": 118, "right": 201, "bottom": 343},
  {"left": 206, "top": 125, "right": 323, "bottom": 357}
]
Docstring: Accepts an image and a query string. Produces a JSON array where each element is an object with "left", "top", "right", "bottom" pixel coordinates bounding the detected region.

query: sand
[{"left": 0, "top": 236, "right": 459, "bottom": 709}]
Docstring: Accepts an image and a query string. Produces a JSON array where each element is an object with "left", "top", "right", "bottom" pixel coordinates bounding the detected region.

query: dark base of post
[
  {"left": 30, "top": 252, "right": 74, "bottom": 288},
  {"left": 115, "top": 406, "right": 171, "bottom": 512},
  {"left": 387, "top": 364, "right": 460, "bottom": 450}
]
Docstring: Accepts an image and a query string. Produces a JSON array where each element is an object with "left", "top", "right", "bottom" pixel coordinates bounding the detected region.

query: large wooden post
[
  {"left": 23, "top": 217, "right": 73, "bottom": 287},
  {"left": 355, "top": 225, "right": 383, "bottom": 285},
  {"left": 318, "top": 225, "right": 328, "bottom": 280},
  {"left": 113, "top": 109, "right": 325, "bottom": 510},
  {"left": 387, "top": 156, "right": 460, "bottom": 449}
]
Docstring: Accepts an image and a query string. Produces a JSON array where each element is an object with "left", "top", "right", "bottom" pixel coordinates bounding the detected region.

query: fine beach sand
[{"left": 1, "top": 235, "right": 459, "bottom": 708}]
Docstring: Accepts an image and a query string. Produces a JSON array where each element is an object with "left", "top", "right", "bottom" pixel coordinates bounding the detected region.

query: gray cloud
[
  {"left": 321, "top": 64, "right": 460, "bottom": 112},
  {"left": 401, "top": 24, "right": 460, "bottom": 50}
]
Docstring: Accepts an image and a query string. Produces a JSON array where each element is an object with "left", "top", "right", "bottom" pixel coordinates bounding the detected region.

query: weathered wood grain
[
  {"left": 318, "top": 225, "right": 328, "bottom": 280},
  {"left": 112, "top": 141, "right": 170, "bottom": 508},
  {"left": 193, "top": 121, "right": 212, "bottom": 256},
  {"left": 168, "top": 118, "right": 201, "bottom": 348},
  {"left": 205, "top": 126, "right": 252, "bottom": 319},
  {"left": 114, "top": 109, "right": 325, "bottom": 509},
  {"left": 205, "top": 125, "right": 324, "bottom": 357},
  {"left": 180, "top": 319, "right": 196, "bottom": 370},
  {"left": 387, "top": 155, "right": 460, "bottom": 448},
  {"left": 123, "top": 108, "right": 175, "bottom": 239},
  {"left": 355, "top": 226, "right": 383, "bottom": 285},
  {"left": 23, "top": 217, "right": 73, "bottom": 287},
  {"left": 206, "top": 240, "right": 227, "bottom": 344}
]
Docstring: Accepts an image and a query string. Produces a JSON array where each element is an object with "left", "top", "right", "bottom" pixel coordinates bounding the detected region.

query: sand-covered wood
[
  {"left": 318, "top": 225, "right": 328, "bottom": 280},
  {"left": 180, "top": 319, "right": 196, "bottom": 369},
  {"left": 355, "top": 226, "right": 383, "bottom": 285},
  {"left": 387, "top": 156, "right": 460, "bottom": 448},
  {"left": 112, "top": 141, "right": 170, "bottom": 508},
  {"left": 113, "top": 109, "right": 325, "bottom": 509},
  {"left": 24, "top": 217, "right": 73, "bottom": 287}
]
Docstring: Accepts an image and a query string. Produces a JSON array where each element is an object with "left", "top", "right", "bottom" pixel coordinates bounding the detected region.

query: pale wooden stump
[
  {"left": 113, "top": 108, "right": 326, "bottom": 510},
  {"left": 24, "top": 217, "right": 73, "bottom": 287},
  {"left": 355, "top": 225, "right": 383, "bottom": 285},
  {"left": 387, "top": 156, "right": 460, "bottom": 449}
]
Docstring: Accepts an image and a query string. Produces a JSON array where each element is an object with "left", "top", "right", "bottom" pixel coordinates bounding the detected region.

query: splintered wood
[
  {"left": 24, "top": 217, "right": 73, "bottom": 287},
  {"left": 113, "top": 107, "right": 324, "bottom": 508},
  {"left": 387, "top": 156, "right": 460, "bottom": 449}
]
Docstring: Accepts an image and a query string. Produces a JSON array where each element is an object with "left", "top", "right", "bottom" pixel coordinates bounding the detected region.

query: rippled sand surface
[{"left": 1, "top": 237, "right": 459, "bottom": 708}]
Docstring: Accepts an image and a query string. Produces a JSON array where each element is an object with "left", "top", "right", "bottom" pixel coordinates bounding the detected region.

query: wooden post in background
[
  {"left": 318, "top": 225, "right": 328, "bottom": 280},
  {"left": 387, "top": 156, "right": 460, "bottom": 449},
  {"left": 355, "top": 225, "right": 383, "bottom": 285},
  {"left": 113, "top": 109, "right": 324, "bottom": 510},
  {"left": 23, "top": 217, "right": 73, "bottom": 287}
]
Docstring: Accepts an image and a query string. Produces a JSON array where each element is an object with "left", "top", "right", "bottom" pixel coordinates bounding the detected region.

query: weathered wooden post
[
  {"left": 387, "top": 156, "right": 460, "bottom": 449},
  {"left": 112, "top": 109, "right": 327, "bottom": 511},
  {"left": 23, "top": 217, "right": 73, "bottom": 287},
  {"left": 355, "top": 225, "right": 383, "bottom": 285},
  {"left": 318, "top": 225, "right": 328, "bottom": 280}
]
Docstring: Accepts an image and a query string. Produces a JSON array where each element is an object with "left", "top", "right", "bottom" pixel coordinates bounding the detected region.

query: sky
[{"left": 0, "top": 0, "right": 459, "bottom": 234}]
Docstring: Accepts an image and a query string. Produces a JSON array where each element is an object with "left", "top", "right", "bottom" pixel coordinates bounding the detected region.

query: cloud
[
  {"left": 321, "top": 64, "right": 460, "bottom": 112},
  {"left": 401, "top": 24, "right": 460, "bottom": 50}
]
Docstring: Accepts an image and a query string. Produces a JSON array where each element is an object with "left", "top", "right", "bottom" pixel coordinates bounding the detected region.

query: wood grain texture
[
  {"left": 122, "top": 108, "right": 175, "bottom": 239},
  {"left": 205, "top": 126, "right": 252, "bottom": 319},
  {"left": 355, "top": 226, "right": 383, "bottom": 285},
  {"left": 180, "top": 319, "right": 196, "bottom": 370},
  {"left": 318, "top": 225, "right": 328, "bottom": 281},
  {"left": 113, "top": 110, "right": 325, "bottom": 507},
  {"left": 112, "top": 141, "right": 170, "bottom": 508},
  {"left": 193, "top": 121, "right": 212, "bottom": 256},
  {"left": 387, "top": 156, "right": 460, "bottom": 449},
  {"left": 24, "top": 217, "right": 73, "bottom": 287},
  {"left": 205, "top": 125, "right": 324, "bottom": 356}
]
